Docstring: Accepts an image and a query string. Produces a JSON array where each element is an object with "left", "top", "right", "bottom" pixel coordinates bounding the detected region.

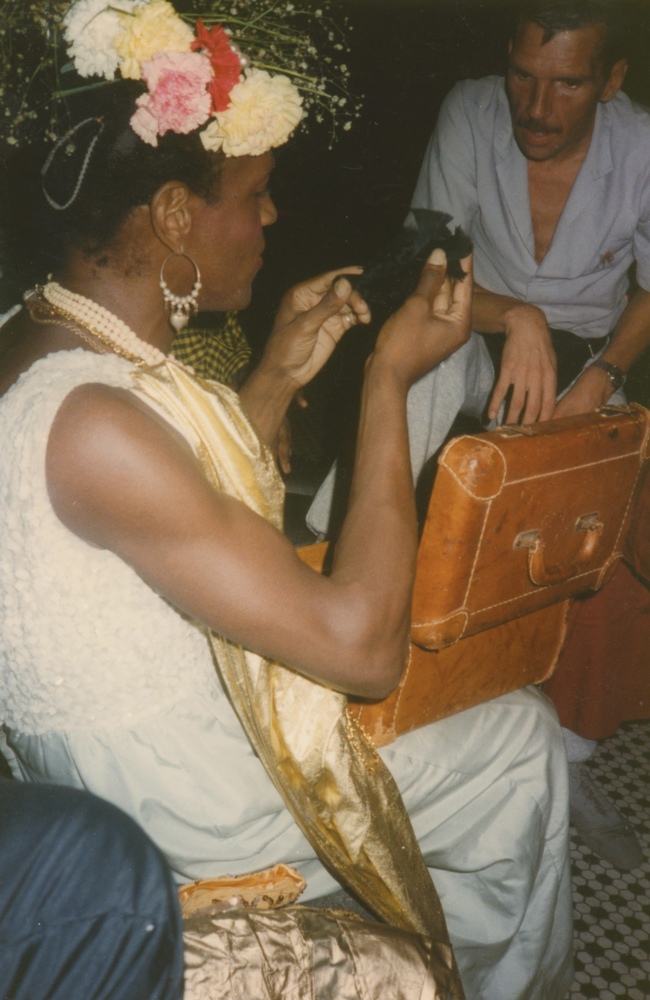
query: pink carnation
[{"left": 131, "top": 50, "right": 213, "bottom": 146}]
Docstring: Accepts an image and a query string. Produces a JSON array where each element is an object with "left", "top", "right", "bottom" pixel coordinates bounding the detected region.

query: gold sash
[{"left": 131, "top": 361, "right": 464, "bottom": 999}]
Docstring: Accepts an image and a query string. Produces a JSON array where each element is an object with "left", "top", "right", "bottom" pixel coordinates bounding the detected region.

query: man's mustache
[{"left": 516, "top": 118, "right": 562, "bottom": 135}]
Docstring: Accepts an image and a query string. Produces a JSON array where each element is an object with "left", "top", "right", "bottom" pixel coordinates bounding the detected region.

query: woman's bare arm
[{"left": 46, "top": 254, "right": 472, "bottom": 699}]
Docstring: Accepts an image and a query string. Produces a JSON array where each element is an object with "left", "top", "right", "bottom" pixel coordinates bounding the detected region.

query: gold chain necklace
[{"left": 26, "top": 284, "right": 193, "bottom": 372}]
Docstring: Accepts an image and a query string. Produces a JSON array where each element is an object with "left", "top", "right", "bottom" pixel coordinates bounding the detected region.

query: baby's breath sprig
[
  {"left": 178, "top": 0, "right": 360, "bottom": 142},
  {"left": 0, "top": 0, "right": 361, "bottom": 153},
  {"left": 0, "top": 1, "right": 71, "bottom": 149}
]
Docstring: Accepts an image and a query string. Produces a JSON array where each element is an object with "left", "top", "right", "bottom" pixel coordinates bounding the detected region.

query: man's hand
[
  {"left": 553, "top": 287, "right": 650, "bottom": 419},
  {"left": 263, "top": 268, "right": 371, "bottom": 390},
  {"left": 553, "top": 364, "right": 614, "bottom": 419},
  {"left": 488, "top": 303, "right": 557, "bottom": 424}
]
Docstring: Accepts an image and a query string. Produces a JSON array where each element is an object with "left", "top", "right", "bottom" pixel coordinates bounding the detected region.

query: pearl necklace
[{"left": 27, "top": 281, "right": 191, "bottom": 371}]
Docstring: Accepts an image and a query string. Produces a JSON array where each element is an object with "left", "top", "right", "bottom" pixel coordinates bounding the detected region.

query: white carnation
[
  {"left": 64, "top": 0, "right": 139, "bottom": 79},
  {"left": 200, "top": 69, "right": 303, "bottom": 158}
]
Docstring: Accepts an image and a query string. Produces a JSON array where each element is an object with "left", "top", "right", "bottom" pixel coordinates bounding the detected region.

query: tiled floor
[{"left": 568, "top": 720, "right": 650, "bottom": 999}]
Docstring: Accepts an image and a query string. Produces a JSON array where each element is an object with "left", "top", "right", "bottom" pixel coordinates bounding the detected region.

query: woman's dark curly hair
[{"left": 0, "top": 79, "right": 223, "bottom": 298}]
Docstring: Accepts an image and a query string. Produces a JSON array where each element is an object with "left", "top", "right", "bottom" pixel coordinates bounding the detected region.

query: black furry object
[{"left": 346, "top": 209, "right": 473, "bottom": 329}]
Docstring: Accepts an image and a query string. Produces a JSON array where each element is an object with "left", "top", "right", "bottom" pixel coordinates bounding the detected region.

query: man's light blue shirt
[{"left": 412, "top": 76, "right": 650, "bottom": 338}]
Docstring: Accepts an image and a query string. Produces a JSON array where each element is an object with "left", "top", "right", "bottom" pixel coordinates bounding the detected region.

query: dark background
[{"left": 239, "top": 0, "right": 650, "bottom": 477}]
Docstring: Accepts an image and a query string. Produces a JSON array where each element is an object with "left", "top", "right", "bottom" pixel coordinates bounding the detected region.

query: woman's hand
[
  {"left": 275, "top": 392, "right": 307, "bottom": 475},
  {"left": 239, "top": 270, "right": 369, "bottom": 454},
  {"left": 373, "top": 249, "right": 473, "bottom": 387},
  {"left": 261, "top": 268, "right": 371, "bottom": 389}
]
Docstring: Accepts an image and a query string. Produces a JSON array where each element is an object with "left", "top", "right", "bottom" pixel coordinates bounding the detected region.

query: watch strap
[{"left": 590, "top": 358, "right": 626, "bottom": 391}]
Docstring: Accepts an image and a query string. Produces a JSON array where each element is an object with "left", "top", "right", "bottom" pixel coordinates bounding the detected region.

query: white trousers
[{"left": 292, "top": 687, "right": 573, "bottom": 1000}]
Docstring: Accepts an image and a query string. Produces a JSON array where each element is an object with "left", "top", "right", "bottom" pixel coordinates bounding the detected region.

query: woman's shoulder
[
  {"left": 16, "top": 347, "right": 133, "bottom": 388},
  {"left": 0, "top": 350, "right": 133, "bottom": 440},
  {"left": 1, "top": 348, "right": 134, "bottom": 415},
  {"left": 0, "top": 351, "right": 147, "bottom": 503},
  {"left": 45, "top": 356, "right": 205, "bottom": 550}
]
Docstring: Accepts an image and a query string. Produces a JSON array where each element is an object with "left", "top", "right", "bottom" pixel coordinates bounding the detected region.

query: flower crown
[
  {"left": 65, "top": 0, "right": 303, "bottom": 156},
  {"left": 0, "top": 0, "right": 359, "bottom": 156}
]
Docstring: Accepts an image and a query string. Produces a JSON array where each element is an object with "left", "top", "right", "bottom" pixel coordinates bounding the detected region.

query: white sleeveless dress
[
  {"left": 0, "top": 350, "right": 325, "bottom": 882},
  {"left": 0, "top": 347, "right": 573, "bottom": 1000}
]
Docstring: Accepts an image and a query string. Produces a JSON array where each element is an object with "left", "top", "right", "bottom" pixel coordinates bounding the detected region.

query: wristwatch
[{"left": 590, "top": 359, "right": 626, "bottom": 392}]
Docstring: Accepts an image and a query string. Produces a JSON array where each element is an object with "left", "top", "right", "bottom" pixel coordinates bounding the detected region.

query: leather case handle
[{"left": 514, "top": 512, "right": 604, "bottom": 586}]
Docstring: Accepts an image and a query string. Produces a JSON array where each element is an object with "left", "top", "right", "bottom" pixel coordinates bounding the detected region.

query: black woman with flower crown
[{"left": 0, "top": 3, "right": 573, "bottom": 998}]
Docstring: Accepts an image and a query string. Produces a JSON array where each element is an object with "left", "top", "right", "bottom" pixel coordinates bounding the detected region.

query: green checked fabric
[{"left": 172, "top": 312, "right": 252, "bottom": 388}]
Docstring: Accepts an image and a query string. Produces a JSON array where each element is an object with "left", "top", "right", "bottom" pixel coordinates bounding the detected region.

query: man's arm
[{"left": 554, "top": 287, "right": 650, "bottom": 417}]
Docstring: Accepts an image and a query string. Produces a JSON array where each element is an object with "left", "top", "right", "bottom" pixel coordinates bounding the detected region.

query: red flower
[{"left": 192, "top": 19, "right": 241, "bottom": 112}]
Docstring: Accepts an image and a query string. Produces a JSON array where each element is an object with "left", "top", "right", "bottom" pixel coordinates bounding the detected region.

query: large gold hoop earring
[{"left": 159, "top": 252, "right": 202, "bottom": 332}]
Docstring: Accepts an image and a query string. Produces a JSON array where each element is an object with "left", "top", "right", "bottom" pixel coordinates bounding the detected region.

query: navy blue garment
[{"left": 0, "top": 780, "right": 184, "bottom": 1000}]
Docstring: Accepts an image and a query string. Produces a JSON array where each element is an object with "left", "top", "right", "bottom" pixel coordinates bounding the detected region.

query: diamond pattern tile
[{"left": 569, "top": 721, "right": 650, "bottom": 998}]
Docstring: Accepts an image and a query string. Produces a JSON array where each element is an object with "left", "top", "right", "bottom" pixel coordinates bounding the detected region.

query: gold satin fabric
[
  {"left": 183, "top": 906, "right": 453, "bottom": 1000},
  {"left": 131, "top": 361, "right": 464, "bottom": 999}
]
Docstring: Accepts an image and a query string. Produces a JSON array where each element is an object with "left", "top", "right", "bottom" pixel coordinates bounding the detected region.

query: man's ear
[
  {"left": 150, "top": 181, "right": 193, "bottom": 251},
  {"left": 600, "top": 58, "right": 628, "bottom": 103}
]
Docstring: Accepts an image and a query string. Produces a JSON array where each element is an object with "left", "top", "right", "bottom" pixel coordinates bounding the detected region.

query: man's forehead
[{"left": 511, "top": 20, "right": 606, "bottom": 77}]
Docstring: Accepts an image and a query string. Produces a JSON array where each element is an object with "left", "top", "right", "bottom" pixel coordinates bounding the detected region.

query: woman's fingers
[
  {"left": 328, "top": 278, "right": 370, "bottom": 327},
  {"left": 348, "top": 287, "right": 372, "bottom": 324},
  {"left": 416, "top": 249, "right": 474, "bottom": 319},
  {"left": 299, "top": 277, "right": 368, "bottom": 341},
  {"left": 432, "top": 275, "right": 452, "bottom": 315},
  {"left": 316, "top": 265, "right": 364, "bottom": 287},
  {"left": 459, "top": 251, "right": 473, "bottom": 281},
  {"left": 299, "top": 276, "right": 353, "bottom": 332},
  {"left": 412, "top": 248, "right": 448, "bottom": 305},
  {"left": 292, "top": 266, "right": 364, "bottom": 306},
  {"left": 451, "top": 253, "right": 473, "bottom": 309}
]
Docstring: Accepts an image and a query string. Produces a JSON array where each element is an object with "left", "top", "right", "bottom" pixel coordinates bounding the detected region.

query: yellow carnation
[
  {"left": 115, "top": 0, "right": 194, "bottom": 80},
  {"left": 200, "top": 69, "right": 303, "bottom": 157}
]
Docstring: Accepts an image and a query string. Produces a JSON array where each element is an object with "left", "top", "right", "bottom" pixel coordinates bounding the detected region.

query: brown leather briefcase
[
  {"left": 410, "top": 403, "right": 650, "bottom": 650},
  {"left": 301, "top": 404, "right": 650, "bottom": 746}
]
